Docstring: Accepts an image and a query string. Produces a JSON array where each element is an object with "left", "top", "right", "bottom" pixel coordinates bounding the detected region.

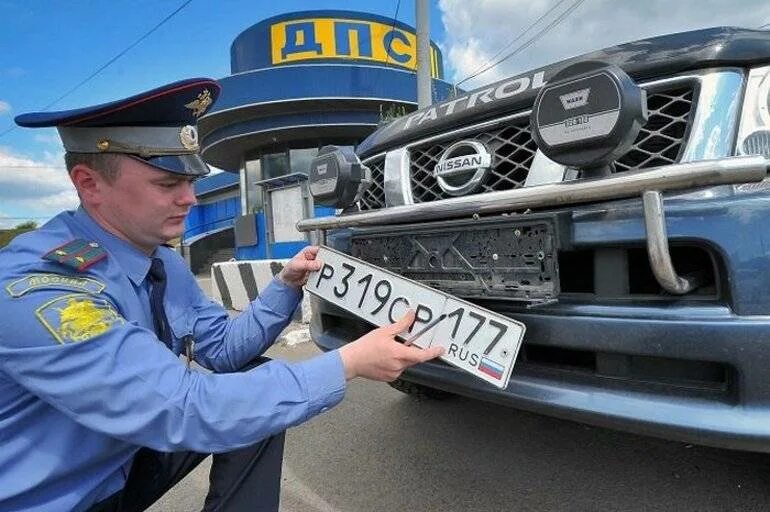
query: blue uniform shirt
[{"left": 0, "top": 207, "right": 346, "bottom": 511}]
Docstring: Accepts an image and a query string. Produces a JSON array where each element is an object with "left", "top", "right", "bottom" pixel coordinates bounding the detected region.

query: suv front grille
[
  {"left": 411, "top": 82, "right": 696, "bottom": 204},
  {"left": 359, "top": 156, "right": 386, "bottom": 211},
  {"left": 615, "top": 86, "right": 694, "bottom": 171},
  {"left": 357, "top": 80, "right": 697, "bottom": 211},
  {"left": 411, "top": 123, "right": 537, "bottom": 204}
]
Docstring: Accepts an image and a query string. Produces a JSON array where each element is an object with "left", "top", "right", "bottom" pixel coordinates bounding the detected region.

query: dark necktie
[{"left": 148, "top": 257, "right": 173, "bottom": 349}]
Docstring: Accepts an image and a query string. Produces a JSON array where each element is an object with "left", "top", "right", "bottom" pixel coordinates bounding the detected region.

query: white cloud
[
  {"left": 0, "top": 149, "right": 78, "bottom": 223},
  {"left": 34, "top": 132, "right": 63, "bottom": 146},
  {"left": 0, "top": 210, "right": 45, "bottom": 229},
  {"left": 0, "top": 147, "right": 222, "bottom": 226},
  {"left": 0, "top": 101, "right": 10, "bottom": 115},
  {"left": 439, "top": 0, "right": 770, "bottom": 89},
  {"left": 0, "top": 218, "right": 41, "bottom": 229},
  {"left": 0, "top": 212, "right": 19, "bottom": 229}
]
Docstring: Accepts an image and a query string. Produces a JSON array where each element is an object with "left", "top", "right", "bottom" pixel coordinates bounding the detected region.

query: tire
[{"left": 387, "top": 378, "right": 454, "bottom": 400}]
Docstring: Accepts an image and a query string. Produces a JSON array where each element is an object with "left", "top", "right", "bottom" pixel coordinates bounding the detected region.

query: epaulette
[{"left": 43, "top": 239, "right": 107, "bottom": 272}]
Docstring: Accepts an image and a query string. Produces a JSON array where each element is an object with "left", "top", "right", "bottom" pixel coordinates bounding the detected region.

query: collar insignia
[{"left": 43, "top": 239, "right": 107, "bottom": 272}]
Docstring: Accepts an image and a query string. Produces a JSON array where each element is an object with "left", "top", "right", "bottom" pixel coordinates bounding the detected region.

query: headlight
[
  {"left": 733, "top": 65, "right": 770, "bottom": 194},
  {"left": 736, "top": 65, "right": 770, "bottom": 158}
]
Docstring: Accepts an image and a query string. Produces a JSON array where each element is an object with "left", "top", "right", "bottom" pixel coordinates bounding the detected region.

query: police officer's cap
[{"left": 15, "top": 78, "right": 220, "bottom": 177}]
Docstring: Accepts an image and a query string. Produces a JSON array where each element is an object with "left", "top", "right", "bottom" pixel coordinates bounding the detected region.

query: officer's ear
[{"left": 70, "top": 164, "right": 109, "bottom": 205}]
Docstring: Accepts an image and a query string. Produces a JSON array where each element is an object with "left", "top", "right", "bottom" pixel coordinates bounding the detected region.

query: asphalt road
[{"left": 149, "top": 337, "right": 770, "bottom": 512}]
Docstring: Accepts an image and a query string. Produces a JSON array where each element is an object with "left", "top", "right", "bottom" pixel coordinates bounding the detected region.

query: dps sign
[{"left": 269, "top": 15, "right": 443, "bottom": 77}]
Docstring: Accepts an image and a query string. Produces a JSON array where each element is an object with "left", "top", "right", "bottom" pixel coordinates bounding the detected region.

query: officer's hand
[
  {"left": 338, "top": 310, "right": 445, "bottom": 381},
  {"left": 278, "top": 246, "right": 322, "bottom": 289}
]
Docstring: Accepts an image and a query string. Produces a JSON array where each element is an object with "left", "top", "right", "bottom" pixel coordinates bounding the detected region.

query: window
[
  {"left": 262, "top": 151, "right": 290, "bottom": 180},
  {"left": 270, "top": 186, "right": 307, "bottom": 242},
  {"left": 241, "top": 145, "right": 356, "bottom": 215},
  {"left": 243, "top": 158, "right": 263, "bottom": 213},
  {"left": 289, "top": 148, "right": 318, "bottom": 175}
]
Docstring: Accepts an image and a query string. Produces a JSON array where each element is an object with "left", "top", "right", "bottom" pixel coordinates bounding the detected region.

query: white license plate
[{"left": 305, "top": 246, "right": 526, "bottom": 389}]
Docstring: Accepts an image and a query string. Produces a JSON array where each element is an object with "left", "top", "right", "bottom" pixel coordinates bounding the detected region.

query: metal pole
[
  {"left": 643, "top": 190, "right": 701, "bottom": 294},
  {"left": 416, "top": 0, "right": 431, "bottom": 108}
]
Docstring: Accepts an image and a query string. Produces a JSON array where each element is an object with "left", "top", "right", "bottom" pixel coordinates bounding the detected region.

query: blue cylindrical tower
[{"left": 190, "top": 10, "right": 454, "bottom": 263}]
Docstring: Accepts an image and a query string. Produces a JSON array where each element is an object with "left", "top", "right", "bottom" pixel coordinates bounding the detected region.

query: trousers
[
  {"left": 88, "top": 432, "right": 285, "bottom": 512},
  {"left": 89, "top": 357, "right": 285, "bottom": 511}
]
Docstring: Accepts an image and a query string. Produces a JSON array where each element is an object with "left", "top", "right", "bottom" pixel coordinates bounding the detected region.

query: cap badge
[
  {"left": 179, "top": 125, "right": 199, "bottom": 150},
  {"left": 184, "top": 89, "right": 213, "bottom": 118}
]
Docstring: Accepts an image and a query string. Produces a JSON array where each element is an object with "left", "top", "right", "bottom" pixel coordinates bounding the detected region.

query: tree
[
  {"left": 14, "top": 221, "right": 37, "bottom": 230},
  {"left": 0, "top": 221, "right": 38, "bottom": 248}
]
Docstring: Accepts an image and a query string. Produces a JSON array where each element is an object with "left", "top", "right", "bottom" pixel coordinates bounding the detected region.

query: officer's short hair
[{"left": 64, "top": 152, "right": 121, "bottom": 183}]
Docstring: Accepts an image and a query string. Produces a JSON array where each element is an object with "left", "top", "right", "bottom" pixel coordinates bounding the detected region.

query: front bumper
[
  {"left": 313, "top": 303, "right": 770, "bottom": 452},
  {"left": 309, "top": 188, "right": 770, "bottom": 452}
]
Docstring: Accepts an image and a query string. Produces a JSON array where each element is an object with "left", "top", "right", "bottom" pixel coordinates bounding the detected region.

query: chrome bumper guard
[{"left": 298, "top": 156, "right": 769, "bottom": 295}]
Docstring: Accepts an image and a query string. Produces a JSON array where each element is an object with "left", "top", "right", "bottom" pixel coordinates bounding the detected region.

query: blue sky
[
  {"left": 0, "top": 0, "right": 766, "bottom": 227},
  {"left": 0, "top": 0, "right": 450, "bottom": 226},
  {"left": 0, "top": 0, "right": 448, "bottom": 162}
]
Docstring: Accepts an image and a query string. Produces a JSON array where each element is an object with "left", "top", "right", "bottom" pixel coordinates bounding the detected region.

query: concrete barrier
[{"left": 210, "top": 259, "right": 311, "bottom": 323}]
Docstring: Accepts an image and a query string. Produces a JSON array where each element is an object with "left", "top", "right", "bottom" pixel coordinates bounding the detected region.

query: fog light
[
  {"left": 308, "top": 146, "right": 371, "bottom": 209},
  {"left": 742, "top": 130, "right": 770, "bottom": 158}
]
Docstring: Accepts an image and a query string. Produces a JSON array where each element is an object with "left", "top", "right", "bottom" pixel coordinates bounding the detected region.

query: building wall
[{"left": 185, "top": 196, "right": 239, "bottom": 240}]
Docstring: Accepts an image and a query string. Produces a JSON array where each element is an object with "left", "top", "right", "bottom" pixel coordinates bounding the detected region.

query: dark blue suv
[{"left": 300, "top": 27, "right": 770, "bottom": 452}]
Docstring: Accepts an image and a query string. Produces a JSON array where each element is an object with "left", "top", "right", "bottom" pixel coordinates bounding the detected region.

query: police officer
[{"left": 0, "top": 78, "right": 444, "bottom": 511}]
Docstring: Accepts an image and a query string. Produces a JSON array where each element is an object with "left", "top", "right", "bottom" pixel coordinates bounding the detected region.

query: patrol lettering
[
  {"left": 400, "top": 70, "right": 549, "bottom": 130},
  {"left": 466, "top": 87, "right": 495, "bottom": 109},
  {"left": 531, "top": 70, "right": 547, "bottom": 89},
  {"left": 495, "top": 77, "right": 531, "bottom": 99},
  {"left": 403, "top": 112, "right": 425, "bottom": 130},
  {"left": 417, "top": 107, "right": 438, "bottom": 125},
  {"left": 441, "top": 96, "right": 467, "bottom": 116}
]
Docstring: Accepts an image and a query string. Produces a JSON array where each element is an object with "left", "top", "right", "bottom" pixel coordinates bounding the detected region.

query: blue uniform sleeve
[
  {"left": 0, "top": 285, "right": 346, "bottom": 453},
  {"left": 184, "top": 275, "right": 303, "bottom": 372}
]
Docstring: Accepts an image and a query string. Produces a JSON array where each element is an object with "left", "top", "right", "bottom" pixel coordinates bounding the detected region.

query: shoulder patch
[
  {"left": 6, "top": 273, "right": 106, "bottom": 298},
  {"left": 35, "top": 293, "right": 124, "bottom": 344},
  {"left": 43, "top": 239, "right": 107, "bottom": 272}
]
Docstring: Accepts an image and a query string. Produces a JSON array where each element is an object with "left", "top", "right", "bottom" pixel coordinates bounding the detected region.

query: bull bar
[{"left": 297, "top": 155, "right": 768, "bottom": 295}]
